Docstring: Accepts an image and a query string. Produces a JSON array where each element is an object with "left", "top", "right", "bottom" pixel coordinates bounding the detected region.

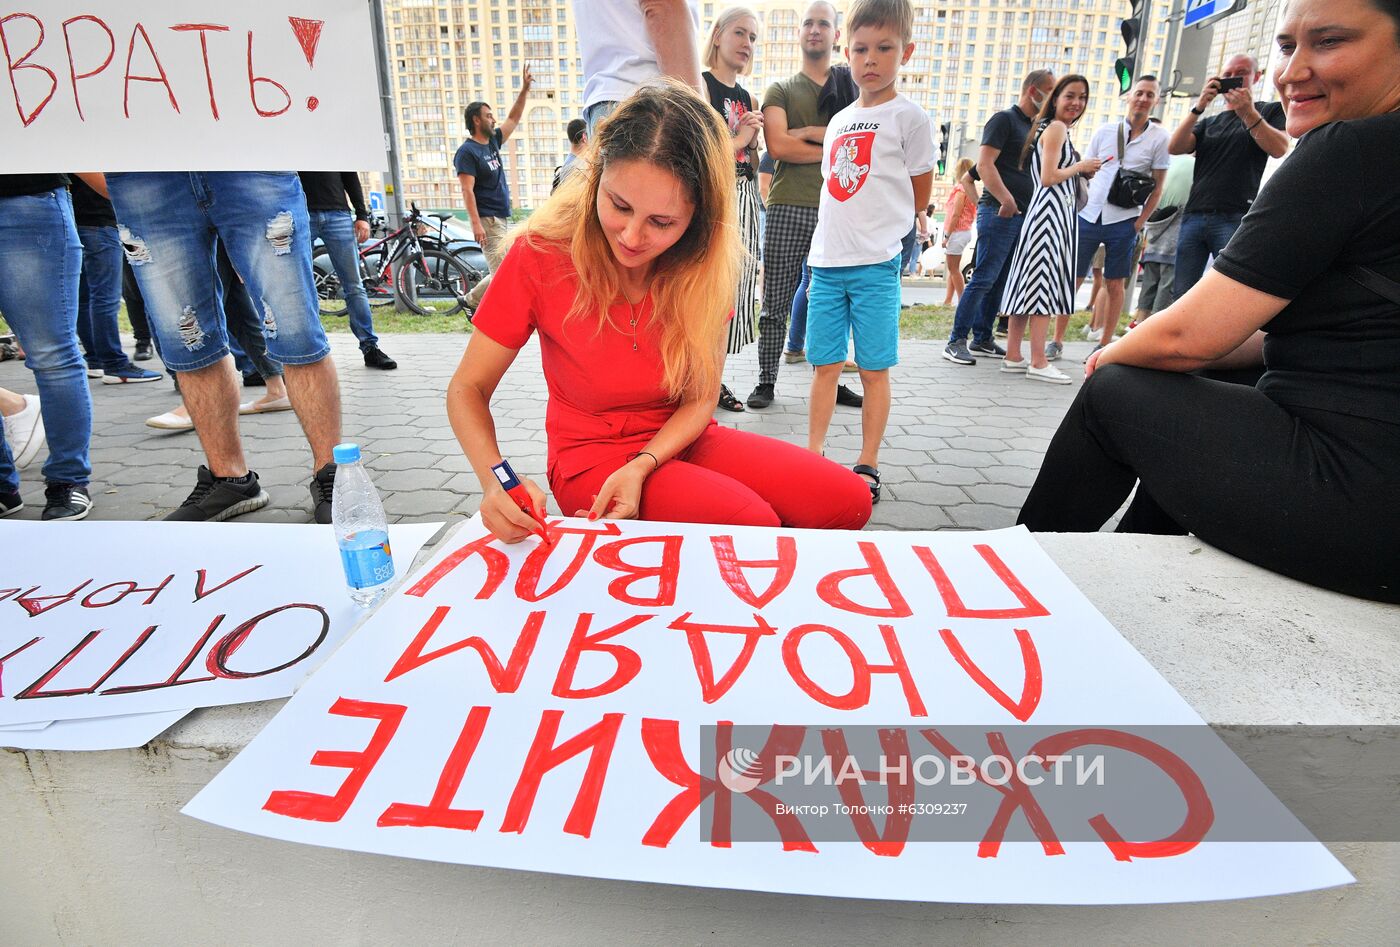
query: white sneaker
[
  {"left": 3, "top": 394, "right": 44, "bottom": 469},
  {"left": 1000, "top": 357, "right": 1028, "bottom": 373},
  {"left": 1027, "top": 363, "right": 1073, "bottom": 385},
  {"left": 1082, "top": 324, "right": 1096, "bottom": 341},
  {"left": 85, "top": 366, "right": 104, "bottom": 379},
  {"left": 146, "top": 408, "right": 195, "bottom": 431}
]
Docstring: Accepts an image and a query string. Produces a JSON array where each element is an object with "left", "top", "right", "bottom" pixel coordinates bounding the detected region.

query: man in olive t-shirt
[{"left": 747, "top": 1, "right": 842, "bottom": 410}]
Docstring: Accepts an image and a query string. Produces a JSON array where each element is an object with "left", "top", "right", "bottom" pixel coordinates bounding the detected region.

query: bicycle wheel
[
  {"left": 313, "top": 254, "right": 346, "bottom": 316},
  {"left": 359, "top": 247, "right": 398, "bottom": 310},
  {"left": 395, "top": 248, "right": 474, "bottom": 316}
]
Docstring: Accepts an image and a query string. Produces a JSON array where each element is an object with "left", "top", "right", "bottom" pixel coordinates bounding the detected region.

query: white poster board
[
  {"left": 0, "top": 709, "right": 188, "bottom": 751},
  {"left": 0, "top": 521, "right": 440, "bottom": 727},
  {"left": 185, "top": 517, "right": 1352, "bottom": 904},
  {"left": 0, "top": 1, "right": 385, "bottom": 172}
]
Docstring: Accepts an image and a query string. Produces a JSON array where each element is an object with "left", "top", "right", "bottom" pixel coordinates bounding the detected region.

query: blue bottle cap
[{"left": 332, "top": 443, "right": 362, "bottom": 465}]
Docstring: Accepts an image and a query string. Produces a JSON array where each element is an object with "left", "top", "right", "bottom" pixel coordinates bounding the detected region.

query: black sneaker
[
  {"left": 363, "top": 346, "right": 398, "bottom": 370},
  {"left": 1, "top": 490, "right": 23, "bottom": 518},
  {"left": 746, "top": 383, "right": 775, "bottom": 409},
  {"left": 836, "top": 384, "right": 864, "bottom": 408},
  {"left": 42, "top": 482, "right": 93, "bottom": 521},
  {"left": 310, "top": 463, "right": 336, "bottom": 524},
  {"left": 133, "top": 340, "right": 154, "bottom": 361},
  {"left": 942, "top": 341, "right": 977, "bottom": 365},
  {"left": 165, "top": 466, "right": 269, "bottom": 522},
  {"left": 970, "top": 339, "right": 1007, "bottom": 357}
]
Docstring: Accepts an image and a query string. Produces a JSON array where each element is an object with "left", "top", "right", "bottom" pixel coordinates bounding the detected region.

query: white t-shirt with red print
[{"left": 808, "top": 94, "right": 936, "bottom": 268}]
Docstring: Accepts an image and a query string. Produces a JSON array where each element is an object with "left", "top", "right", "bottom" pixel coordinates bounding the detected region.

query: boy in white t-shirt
[{"left": 805, "top": 0, "right": 933, "bottom": 504}]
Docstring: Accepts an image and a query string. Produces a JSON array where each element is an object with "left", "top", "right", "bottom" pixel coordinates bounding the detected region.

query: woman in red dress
[{"left": 448, "top": 82, "right": 873, "bottom": 543}]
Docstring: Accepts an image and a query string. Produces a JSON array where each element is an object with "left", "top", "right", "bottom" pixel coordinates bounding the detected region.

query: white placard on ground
[
  {"left": 0, "top": 521, "right": 440, "bottom": 726},
  {"left": 184, "top": 517, "right": 1352, "bottom": 905},
  {"left": 0, "top": 1, "right": 385, "bottom": 172},
  {"left": 1, "top": 709, "right": 189, "bottom": 751}
]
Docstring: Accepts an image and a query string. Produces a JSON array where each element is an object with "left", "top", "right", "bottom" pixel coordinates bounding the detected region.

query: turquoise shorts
[{"left": 806, "top": 254, "right": 901, "bottom": 370}]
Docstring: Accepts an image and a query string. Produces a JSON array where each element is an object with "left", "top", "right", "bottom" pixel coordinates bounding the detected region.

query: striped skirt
[{"left": 727, "top": 174, "right": 761, "bottom": 354}]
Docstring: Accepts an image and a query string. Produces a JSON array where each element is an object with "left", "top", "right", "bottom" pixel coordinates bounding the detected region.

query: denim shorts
[
  {"left": 106, "top": 172, "right": 330, "bottom": 374},
  {"left": 1076, "top": 215, "right": 1139, "bottom": 281},
  {"left": 806, "top": 255, "right": 901, "bottom": 371}
]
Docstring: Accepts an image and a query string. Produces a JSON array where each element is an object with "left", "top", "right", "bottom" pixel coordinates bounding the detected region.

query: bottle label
[{"left": 340, "top": 533, "right": 395, "bottom": 589}]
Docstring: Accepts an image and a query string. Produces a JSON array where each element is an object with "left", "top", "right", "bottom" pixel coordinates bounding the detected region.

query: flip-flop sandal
[
  {"left": 853, "top": 464, "right": 881, "bottom": 504},
  {"left": 239, "top": 396, "right": 293, "bottom": 415},
  {"left": 717, "top": 384, "right": 745, "bottom": 413}
]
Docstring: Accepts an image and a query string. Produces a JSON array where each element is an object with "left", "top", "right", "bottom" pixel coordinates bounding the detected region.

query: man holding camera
[
  {"left": 1076, "top": 76, "right": 1171, "bottom": 353},
  {"left": 1167, "top": 54, "right": 1289, "bottom": 297}
]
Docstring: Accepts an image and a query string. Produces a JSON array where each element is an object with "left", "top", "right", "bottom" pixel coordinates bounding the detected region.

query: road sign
[
  {"left": 1185, "top": 0, "right": 1244, "bottom": 29},
  {"left": 368, "top": 191, "right": 386, "bottom": 214}
]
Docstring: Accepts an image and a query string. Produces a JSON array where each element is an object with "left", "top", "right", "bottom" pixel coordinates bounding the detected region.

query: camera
[{"left": 1216, "top": 75, "right": 1245, "bottom": 93}]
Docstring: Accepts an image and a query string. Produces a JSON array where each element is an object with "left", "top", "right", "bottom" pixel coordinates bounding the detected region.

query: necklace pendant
[{"left": 632, "top": 341, "right": 638, "bottom": 351}]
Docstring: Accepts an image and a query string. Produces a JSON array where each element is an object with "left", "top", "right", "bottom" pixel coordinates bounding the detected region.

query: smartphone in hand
[{"left": 1216, "top": 75, "right": 1245, "bottom": 93}]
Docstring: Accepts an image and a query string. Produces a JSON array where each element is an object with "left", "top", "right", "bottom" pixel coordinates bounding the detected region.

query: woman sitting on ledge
[
  {"left": 448, "top": 81, "right": 872, "bottom": 543},
  {"left": 1019, "top": 0, "right": 1400, "bottom": 603}
]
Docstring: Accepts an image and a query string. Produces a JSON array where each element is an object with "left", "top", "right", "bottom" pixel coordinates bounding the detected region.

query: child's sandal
[{"left": 853, "top": 464, "right": 881, "bottom": 504}]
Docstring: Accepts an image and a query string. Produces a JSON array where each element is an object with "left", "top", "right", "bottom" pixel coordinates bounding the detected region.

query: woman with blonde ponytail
[{"left": 448, "top": 81, "right": 871, "bottom": 543}]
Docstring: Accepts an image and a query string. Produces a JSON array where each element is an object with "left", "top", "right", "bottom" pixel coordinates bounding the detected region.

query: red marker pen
[{"left": 491, "top": 459, "right": 553, "bottom": 545}]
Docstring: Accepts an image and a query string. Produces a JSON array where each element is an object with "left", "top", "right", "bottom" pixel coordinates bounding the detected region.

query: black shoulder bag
[
  {"left": 1107, "top": 121, "right": 1156, "bottom": 209},
  {"left": 1347, "top": 265, "right": 1400, "bottom": 307}
]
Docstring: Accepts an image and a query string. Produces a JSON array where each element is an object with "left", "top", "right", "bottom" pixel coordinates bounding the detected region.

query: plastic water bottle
[{"left": 331, "top": 443, "right": 395, "bottom": 608}]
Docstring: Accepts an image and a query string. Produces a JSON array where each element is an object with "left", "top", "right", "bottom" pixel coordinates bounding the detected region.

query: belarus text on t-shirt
[{"left": 807, "top": 95, "right": 936, "bottom": 268}]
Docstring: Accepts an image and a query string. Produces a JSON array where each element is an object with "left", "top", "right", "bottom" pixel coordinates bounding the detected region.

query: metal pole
[
  {"left": 1158, "top": 0, "right": 1185, "bottom": 104},
  {"left": 370, "top": 0, "right": 406, "bottom": 229}
]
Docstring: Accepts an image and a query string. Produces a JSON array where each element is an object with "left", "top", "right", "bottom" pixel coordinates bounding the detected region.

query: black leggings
[{"left": 1018, "top": 364, "right": 1400, "bottom": 603}]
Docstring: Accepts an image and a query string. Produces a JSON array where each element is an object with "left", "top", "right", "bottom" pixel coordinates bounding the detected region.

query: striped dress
[
  {"left": 727, "top": 174, "right": 761, "bottom": 354},
  {"left": 999, "top": 122, "right": 1080, "bottom": 317}
]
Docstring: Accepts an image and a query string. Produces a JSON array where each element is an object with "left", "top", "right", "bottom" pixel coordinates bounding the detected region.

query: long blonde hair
[
  {"left": 705, "top": 7, "right": 760, "bottom": 75},
  {"left": 514, "top": 81, "right": 740, "bottom": 401}
]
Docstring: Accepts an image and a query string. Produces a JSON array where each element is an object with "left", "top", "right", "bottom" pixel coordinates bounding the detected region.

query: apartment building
[
  {"left": 1204, "top": 0, "right": 1285, "bottom": 76},
  {"left": 379, "top": 0, "right": 1195, "bottom": 213}
]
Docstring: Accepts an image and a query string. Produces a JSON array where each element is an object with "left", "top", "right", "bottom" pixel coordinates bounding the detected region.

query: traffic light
[
  {"left": 1115, "top": 0, "right": 1148, "bottom": 93},
  {"left": 938, "top": 122, "right": 950, "bottom": 176}
]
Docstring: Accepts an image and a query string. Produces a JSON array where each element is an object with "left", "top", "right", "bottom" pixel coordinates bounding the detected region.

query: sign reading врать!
[{"left": 0, "top": 1, "right": 384, "bottom": 172}]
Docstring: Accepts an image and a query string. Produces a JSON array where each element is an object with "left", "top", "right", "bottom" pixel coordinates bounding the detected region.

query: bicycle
[
  {"left": 313, "top": 204, "right": 483, "bottom": 317},
  {"left": 313, "top": 214, "right": 396, "bottom": 316}
]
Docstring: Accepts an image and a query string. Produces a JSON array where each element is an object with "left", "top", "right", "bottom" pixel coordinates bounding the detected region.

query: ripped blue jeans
[{"left": 106, "top": 172, "right": 329, "bottom": 374}]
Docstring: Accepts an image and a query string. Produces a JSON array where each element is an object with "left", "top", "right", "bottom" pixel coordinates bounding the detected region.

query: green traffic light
[{"left": 1114, "top": 57, "right": 1133, "bottom": 93}]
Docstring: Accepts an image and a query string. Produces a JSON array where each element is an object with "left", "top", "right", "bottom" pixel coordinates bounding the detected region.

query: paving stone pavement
[{"left": 0, "top": 331, "right": 1098, "bottom": 527}]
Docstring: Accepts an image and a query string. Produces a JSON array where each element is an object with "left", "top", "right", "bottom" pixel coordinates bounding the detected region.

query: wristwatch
[{"left": 1190, "top": 106, "right": 1205, "bottom": 116}]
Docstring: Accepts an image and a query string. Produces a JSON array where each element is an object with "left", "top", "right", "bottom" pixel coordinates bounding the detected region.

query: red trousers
[{"left": 552, "top": 425, "right": 871, "bottom": 530}]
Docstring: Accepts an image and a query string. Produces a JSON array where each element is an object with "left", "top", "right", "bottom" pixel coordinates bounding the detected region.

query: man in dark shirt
[
  {"left": 943, "top": 69, "right": 1056, "bottom": 366},
  {"left": 298, "top": 171, "right": 395, "bottom": 370},
  {"left": 552, "top": 119, "right": 588, "bottom": 193},
  {"left": 71, "top": 176, "right": 163, "bottom": 385},
  {"left": 1167, "top": 54, "right": 1289, "bottom": 297},
  {"left": 456, "top": 65, "right": 533, "bottom": 311}
]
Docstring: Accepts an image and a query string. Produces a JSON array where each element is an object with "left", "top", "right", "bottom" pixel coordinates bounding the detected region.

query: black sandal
[
  {"left": 718, "top": 384, "right": 745, "bottom": 412},
  {"left": 853, "top": 464, "right": 881, "bottom": 504}
]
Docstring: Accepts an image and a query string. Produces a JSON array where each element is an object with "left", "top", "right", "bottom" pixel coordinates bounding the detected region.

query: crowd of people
[
  {"left": 4, "top": 0, "right": 1398, "bottom": 604},
  {"left": 0, "top": 169, "right": 396, "bottom": 523}
]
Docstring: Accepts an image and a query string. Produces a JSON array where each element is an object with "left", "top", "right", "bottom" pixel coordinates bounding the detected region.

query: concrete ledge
[{"left": 4, "top": 534, "right": 1398, "bottom": 944}]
